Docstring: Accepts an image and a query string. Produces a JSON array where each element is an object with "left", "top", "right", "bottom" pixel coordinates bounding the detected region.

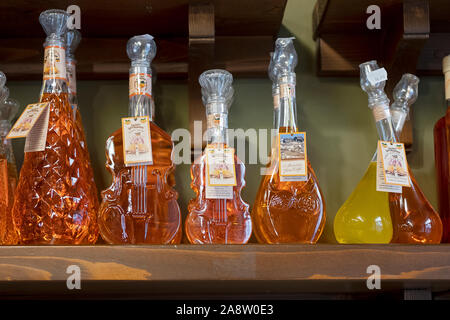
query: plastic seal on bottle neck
[{"left": 372, "top": 104, "right": 391, "bottom": 122}]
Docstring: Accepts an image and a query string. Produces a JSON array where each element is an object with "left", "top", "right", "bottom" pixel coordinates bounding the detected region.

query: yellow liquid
[{"left": 334, "top": 162, "right": 393, "bottom": 243}]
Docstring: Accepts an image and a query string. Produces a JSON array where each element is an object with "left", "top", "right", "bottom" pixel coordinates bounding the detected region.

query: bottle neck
[
  {"left": 205, "top": 102, "right": 229, "bottom": 145},
  {"left": 66, "top": 56, "right": 78, "bottom": 106},
  {"left": 40, "top": 37, "right": 68, "bottom": 98},
  {"left": 371, "top": 102, "right": 398, "bottom": 143},
  {"left": 390, "top": 101, "right": 408, "bottom": 137},
  {"left": 277, "top": 74, "right": 298, "bottom": 132},
  {"left": 272, "top": 84, "right": 280, "bottom": 130},
  {"left": 445, "top": 71, "right": 450, "bottom": 108},
  {"left": 128, "top": 64, "right": 153, "bottom": 119}
]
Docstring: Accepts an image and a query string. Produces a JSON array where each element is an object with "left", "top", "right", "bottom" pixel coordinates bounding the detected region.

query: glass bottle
[
  {"left": 252, "top": 38, "right": 326, "bottom": 243},
  {"left": 12, "top": 9, "right": 98, "bottom": 244},
  {"left": 185, "top": 69, "right": 252, "bottom": 244},
  {"left": 98, "top": 34, "right": 182, "bottom": 244},
  {"left": 65, "top": 29, "right": 99, "bottom": 216},
  {"left": 434, "top": 55, "right": 450, "bottom": 243},
  {"left": 0, "top": 72, "right": 19, "bottom": 245},
  {"left": 334, "top": 61, "right": 394, "bottom": 243}
]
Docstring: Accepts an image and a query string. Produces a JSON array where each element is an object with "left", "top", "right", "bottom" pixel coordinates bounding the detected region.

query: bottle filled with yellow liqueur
[
  {"left": 252, "top": 38, "right": 326, "bottom": 243},
  {"left": 12, "top": 9, "right": 98, "bottom": 244},
  {"left": 185, "top": 69, "right": 252, "bottom": 244},
  {"left": 65, "top": 29, "right": 99, "bottom": 216},
  {"left": 98, "top": 35, "right": 182, "bottom": 244},
  {"left": 0, "top": 72, "right": 19, "bottom": 245}
]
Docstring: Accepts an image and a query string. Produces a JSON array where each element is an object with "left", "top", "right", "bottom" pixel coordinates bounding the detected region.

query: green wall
[{"left": 7, "top": 0, "right": 445, "bottom": 243}]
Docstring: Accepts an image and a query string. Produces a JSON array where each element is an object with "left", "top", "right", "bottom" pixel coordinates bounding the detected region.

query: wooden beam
[
  {"left": 188, "top": 2, "right": 215, "bottom": 152},
  {"left": 383, "top": 0, "right": 430, "bottom": 150}
]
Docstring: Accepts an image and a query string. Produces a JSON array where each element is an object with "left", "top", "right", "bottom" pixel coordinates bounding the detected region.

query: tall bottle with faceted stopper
[
  {"left": 12, "top": 9, "right": 98, "bottom": 244},
  {"left": 334, "top": 61, "right": 394, "bottom": 243},
  {"left": 0, "top": 72, "right": 19, "bottom": 244},
  {"left": 185, "top": 69, "right": 252, "bottom": 244},
  {"left": 98, "top": 34, "right": 182, "bottom": 244},
  {"left": 389, "top": 78, "right": 442, "bottom": 244},
  {"left": 434, "top": 55, "right": 450, "bottom": 242},
  {"left": 252, "top": 38, "right": 325, "bottom": 243}
]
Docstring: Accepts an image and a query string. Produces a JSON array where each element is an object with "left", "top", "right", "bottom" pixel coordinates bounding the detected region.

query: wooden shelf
[
  {"left": 0, "top": 244, "right": 449, "bottom": 299},
  {"left": 0, "top": 0, "right": 287, "bottom": 80}
]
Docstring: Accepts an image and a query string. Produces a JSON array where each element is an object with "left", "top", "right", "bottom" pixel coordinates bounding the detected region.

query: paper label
[
  {"left": 205, "top": 185, "right": 233, "bottom": 199},
  {"left": 43, "top": 46, "right": 66, "bottom": 80},
  {"left": 278, "top": 132, "right": 307, "bottom": 177},
  {"left": 367, "top": 68, "right": 387, "bottom": 85},
  {"left": 280, "top": 83, "right": 295, "bottom": 99},
  {"left": 129, "top": 73, "right": 152, "bottom": 98},
  {"left": 206, "top": 147, "right": 237, "bottom": 187},
  {"left": 122, "top": 116, "right": 153, "bottom": 166},
  {"left": 377, "top": 141, "right": 410, "bottom": 187},
  {"left": 67, "top": 61, "right": 77, "bottom": 95},
  {"left": 207, "top": 113, "right": 227, "bottom": 129},
  {"left": 7, "top": 103, "right": 49, "bottom": 139},
  {"left": 375, "top": 157, "right": 402, "bottom": 193},
  {"left": 24, "top": 105, "right": 50, "bottom": 152}
]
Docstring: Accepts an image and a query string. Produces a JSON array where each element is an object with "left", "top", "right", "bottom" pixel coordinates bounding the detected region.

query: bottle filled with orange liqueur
[
  {"left": 185, "top": 69, "right": 252, "bottom": 244},
  {"left": 12, "top": 9, "right": 98, "bottom": 244},
  {"left": 252, "top": 38, "right": 326, "bottom": 243},
  {"left": 98, "top": 35, "right": 182, "bottom": 244}
]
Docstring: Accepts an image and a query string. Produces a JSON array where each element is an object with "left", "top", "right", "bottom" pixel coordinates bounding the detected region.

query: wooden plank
[{"left": 0, "top": 244, "right": 448, "bottom": 298}]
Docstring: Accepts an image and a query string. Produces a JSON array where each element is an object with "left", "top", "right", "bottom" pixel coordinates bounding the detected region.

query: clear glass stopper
[
  {"left": 392, "top": 73, "right": 419, "bottom": 110},
  {"left": 66, "top": 29, "right": 81, "bottom": 58},
  {"left": 39, "top": 9, "right": 69, "bottom": 40},
  {"left": 359, "top": 60, "right": 390, "bottom": 108},
  {"left": 127, "top": 34, "right": 156, "bottom": 66},
  {"left": 272, "top": 37, "right": 297, "bottom": 77},
  {"left": 199, "top": 69, "right": 234, "bottom": 107}
]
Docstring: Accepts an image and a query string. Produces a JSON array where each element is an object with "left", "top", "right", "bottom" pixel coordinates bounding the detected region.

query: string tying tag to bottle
[
  {"left": 43, "top": 46, "right": 66, "bottom": 80},
  {"left": 280, "top": 83, "right": 295, "bottom": 100}
]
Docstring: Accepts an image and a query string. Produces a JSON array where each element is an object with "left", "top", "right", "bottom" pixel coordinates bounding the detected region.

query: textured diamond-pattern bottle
[
  {"left": 12, "top": 9, "right": 98, "bottom": 244},
  {"left": 98, "top": 35, "right": 181, "bottom": 244}
]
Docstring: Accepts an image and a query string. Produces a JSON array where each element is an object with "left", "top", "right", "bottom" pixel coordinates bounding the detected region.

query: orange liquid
[
  {"left": 434, "top": 117, "right": 450, "bottom": 242},
  {"left": 252, "top": 126, "right": 325, "bottom": 244},
  {"left": 0, "top": 157, "right": 18, "bottom": 245},
  {"left": 74, "top": 108, "right": 99, "bottom": 213},
  {"left": 98, "top": 121, "right": 181, "bottom": 244},
  {"left": 252, "top": 161, "right": 325, "bottom": 244},
  {"left": 185, "top": 144, "right": 251, "bottom": 244},
  {"left": 389, "top": 168, "right": 443, "bottom": 243},
  {"left": 12, "top": 92, "right": 98, "bottom": 244}
]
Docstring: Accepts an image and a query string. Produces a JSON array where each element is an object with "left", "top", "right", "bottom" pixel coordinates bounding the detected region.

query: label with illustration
[
  {"left": 377, "top": 141, "right": 410, "bottom": 187},
  {"left": 205, "top": 147, "right": 236, "bottom": 199},
  {"left": 207, "top": 113, "right": 227, "bottom": 129},
  {"left": 129, "top": 73, "right": 152, "bottom": 98},
  {"left": 278, "top": 132, "right": 307, "bottom": 178},
  {"left": 121, "top": 116, "right": 153, "bottom": 166},
  {"left": 43, "top": 46, "right": 66, "bottom": 80},
  {"left": 67, "top": 60, "right": 77, "bottom": 95}
]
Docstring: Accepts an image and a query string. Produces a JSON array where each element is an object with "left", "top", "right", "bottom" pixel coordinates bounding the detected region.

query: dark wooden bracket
[
  {"left": 384, "top": 0, "right": 430, "bottom": 151},
  {"left": 188, "top": 2, "right": 215, "bottom": 155}
]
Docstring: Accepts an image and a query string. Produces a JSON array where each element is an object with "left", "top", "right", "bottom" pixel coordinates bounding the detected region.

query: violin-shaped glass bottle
[
  {"left": 98, "top": 34, "right": 182, "bottom": 244},
  {"left": 12, "top": 9, "right": 98, "bottom": 244},
  {"left": 252, "top": 38, "right": 326, "bottom": 243},
  {"left": 185, "top": 69, "right": 252, "bottom": 244}
]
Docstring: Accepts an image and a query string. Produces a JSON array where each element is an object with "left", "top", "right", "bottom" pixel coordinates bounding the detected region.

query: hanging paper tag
[
  {"left": 377, "top": 141, "right": 410, "bottom": 187},
  {"left": 375, "top": 156, "right": 402, "bottom": 193},
  {"left": 205, "top": 147, "right": 236, "bottom": 199},
  {"left": 6, "top": 102, "right": 50, "bottom": 152},
  {"left": 129, "top": 73, "right": 152, "bottom": 98},
  {"left": 43, "top": 46, "right": 66, "bottom": 80},
  {"left": 121, "top": 116, "right": 153, "bottom": 166},
  {"left": 278, "top": 132, "right": 308, "bottom": 180},
  {"left": 367, "top": 68, "right": 388, "bottom": 85}
]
